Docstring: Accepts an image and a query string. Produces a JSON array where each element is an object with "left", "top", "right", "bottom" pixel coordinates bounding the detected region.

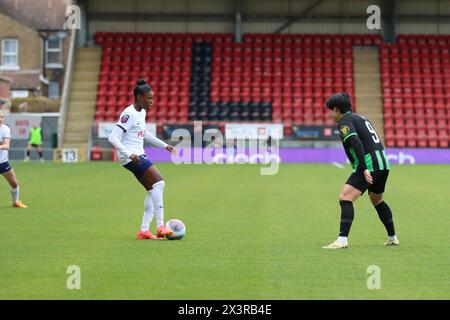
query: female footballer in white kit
[
  {"left": 108, "top": 79, "right": 176, "bottom": 239},
  {"left": 0, "top": 110, "right": 27, "bottom": 208}
]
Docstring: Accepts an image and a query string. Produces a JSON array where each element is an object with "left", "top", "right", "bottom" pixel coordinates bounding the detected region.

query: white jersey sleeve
[
  {"left": 116, "top": 110, "right": 135, "bottom": 132},
  {"left": 144, "top": 130, "right": 168, "bottom": 148}
]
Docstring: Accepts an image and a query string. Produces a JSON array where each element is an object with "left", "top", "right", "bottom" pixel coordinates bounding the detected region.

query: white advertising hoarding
[{"left": 225, "top": 123, "right": 284, "bottom": 140}]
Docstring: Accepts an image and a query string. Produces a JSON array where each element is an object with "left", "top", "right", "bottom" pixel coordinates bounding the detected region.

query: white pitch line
[{"left": 332, "top": 162, "right": 345, "bottom": 169}]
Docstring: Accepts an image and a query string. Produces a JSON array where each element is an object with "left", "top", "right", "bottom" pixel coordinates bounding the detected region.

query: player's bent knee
[
  {"left": 152, "top": 180, "right": 165, "bottom": 189},
  {"left": 370, "top": 194, "right": 383, "bottom": 206},
  {"left": 339, "top": 192, "right": 353, "bottom": 202},
  {"left": 339, "top": 188, "right": 353, "bottom": 201}
]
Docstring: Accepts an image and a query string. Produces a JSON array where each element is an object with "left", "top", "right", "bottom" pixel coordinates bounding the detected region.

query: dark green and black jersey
[{"left": 337, "top": 112, "right": 390, "bottom": 172}]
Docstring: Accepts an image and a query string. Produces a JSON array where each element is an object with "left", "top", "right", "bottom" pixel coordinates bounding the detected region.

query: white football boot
[
  {"left": 384, "top": 238, "right": 400, "bottom": 246},
  {"left": 322, "top": 239, "right": 349, "bottom": 249}
]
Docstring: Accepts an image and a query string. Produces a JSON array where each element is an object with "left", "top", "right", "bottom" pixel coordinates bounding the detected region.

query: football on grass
[{"left": 166, "top": 219, "right": 186, "bottom": 240}]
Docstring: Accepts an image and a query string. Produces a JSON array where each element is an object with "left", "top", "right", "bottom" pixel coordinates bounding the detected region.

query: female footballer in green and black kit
[{"left": 322, "top": 93, "right": 399, "bottom": 249}]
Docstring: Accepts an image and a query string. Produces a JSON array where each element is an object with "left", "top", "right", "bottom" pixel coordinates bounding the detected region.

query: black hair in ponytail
[{"left": 133, "top": 79, "right": 152, "bottom": 99}]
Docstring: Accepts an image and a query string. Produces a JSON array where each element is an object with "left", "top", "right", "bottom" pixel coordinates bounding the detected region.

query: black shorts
[
  {"left": 30, "top": 144, "right": 42, "bottom": 148},
  {"left": 346, "top": 170, "right": 389, "bottom": 195},
  {"left": 123, "top": 154, "right": 153, "bottom": 178},
  {"left": 0, "top": 161, "right": 12, "bottom": 174}
]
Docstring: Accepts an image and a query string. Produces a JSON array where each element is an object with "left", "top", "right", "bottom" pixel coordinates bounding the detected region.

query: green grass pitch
[{"left": 0, "top": 162, "right": 449, "bottom": 299}]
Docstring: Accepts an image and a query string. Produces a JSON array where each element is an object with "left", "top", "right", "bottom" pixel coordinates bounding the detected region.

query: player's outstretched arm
[{"left": 144, "top": 130, "right": 176, "bottom": 155}]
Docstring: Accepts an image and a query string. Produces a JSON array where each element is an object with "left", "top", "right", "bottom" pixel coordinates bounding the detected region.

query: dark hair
[
  {"left": 326, "top": 92, "right": 352, "bottom": 113},
  {"left": 133, "top": 79, "right": 152, "bottom": 99}
]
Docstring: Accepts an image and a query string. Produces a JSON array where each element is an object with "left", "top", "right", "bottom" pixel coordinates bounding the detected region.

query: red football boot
[
  {"left": 136, "top": 230, "right": 158, "bottom": 240},
  {"left": 156, "top": 225, "right": 173, "bottom": 239}
]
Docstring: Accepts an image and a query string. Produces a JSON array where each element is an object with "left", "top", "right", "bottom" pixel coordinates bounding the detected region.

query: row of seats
[
  {"left": 381, "top": 71, "right": 450, "bottom": 79},
  {"left": 383, "top": 110, "right": 450, "bottom": 121},
  {"left": 95, "top": 32, "right": 383, "bottom": 44},
  {"left": 381, "top": 44, "right": 450, "bottom": 53},
  {"left": 382, "top": 89, "right": 450, "bottom": 98},
  {"left": 385, "top": 118, "right": 449, "bottom": 129},
  {"left": 189, "top": 102, "right": 271, "bottom": 122},
  {"left": 102, "top": 45, "right": 192, "bottom": 52},
  {"left": 213, "top": 46, "right": 354, "bottom": 56},
  {"left": 210, "top": 61, "right": 353, "bottom": 67},
  {"left": 382, "top": 78, "right": 450, "bottom": 86},
  {"left": 381, "top": 66, "right": 450, "bottom": 75},
  {"left": 213, "top": 47, "right": 354, "bottom": 56},
  {"left": 243, "top": 34, "right": 382, "bottom": 46},
  {"left": 210, "top": 74, "right": 353, "bottom": 80},
  {"left": 206, "top": 86, "right": 354, "bottom": 94},
  {"left": 211, "top": 66, "right": 354, "bottom": 72},
  {"left": 385, "top": 128, "right": 449, "bottom": 148},
  {"left": 395, "top": 34, "right": 450, "bottom": 45},
  {"left": 95, "top": 32, "right": 233, "bottom": 43}
]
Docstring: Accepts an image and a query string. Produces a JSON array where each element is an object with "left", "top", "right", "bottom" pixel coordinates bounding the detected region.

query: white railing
[{"left": 57, "top": 27, "right": 77, "bottom": 148}]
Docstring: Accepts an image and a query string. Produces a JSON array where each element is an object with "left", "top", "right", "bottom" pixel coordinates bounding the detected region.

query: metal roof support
[
  {"left": 234, "top": 0, "right": 242, "bottom": 43},
  {"left": 273, "top": 0, "right": 323, "bottom": 34},
  {"left": 381, "top": 0, "right": 396, "bottom": 44}
]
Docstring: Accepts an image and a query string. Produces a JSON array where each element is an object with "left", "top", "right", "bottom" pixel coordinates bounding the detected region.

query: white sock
[
  {"left": 11, "top": 186, "right": 19, "bottom": 203},
  {"left": 151, "top": 180, "right": 165, "bottom": 228},
  {"left": 338, "top": 236, "right": 348, "bottom": 244},
  {"left": 388, "top": 235, "right": 397, "bottom": 241},
  {"left": 140, "top": 190, "right": 155, "bottom": 232}
]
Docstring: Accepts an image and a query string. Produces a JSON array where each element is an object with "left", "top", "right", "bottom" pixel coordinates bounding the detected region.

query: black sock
[
  {"left": 26, "top": 150, "right": 30, "bottom": 157},
  {"left": 339, "top": 200, "right": 354, "bottom": 237},
  {"left": 375, "top": 201, "right": 396, "bottom": 237},
  {"left": 38, "top": 151, "right": 43, "bottom": 159}
]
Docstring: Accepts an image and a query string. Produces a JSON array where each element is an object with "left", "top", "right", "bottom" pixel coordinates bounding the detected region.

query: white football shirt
[
  {"left": 115, "top": 105, "right": 147, "bottom": 165},
  {"left": 0, "top": 124, "right": 11, "bottom": 164}
]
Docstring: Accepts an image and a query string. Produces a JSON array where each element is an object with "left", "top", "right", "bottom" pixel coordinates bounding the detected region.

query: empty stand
[
  {"left": 93, "top": 32, "right": 449, "bottom": 147},
  {"left": 94, "top": 32, "right": 362, "bottom": 136},
  {"left": 209, "top": 33, "right": 362, "bottom": 134},
  {"left": 380, "top": 34, "right": 450, "bottom": 148},
  {"left": 94, "top": 32, "right": 191, "bottom": 131}
]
